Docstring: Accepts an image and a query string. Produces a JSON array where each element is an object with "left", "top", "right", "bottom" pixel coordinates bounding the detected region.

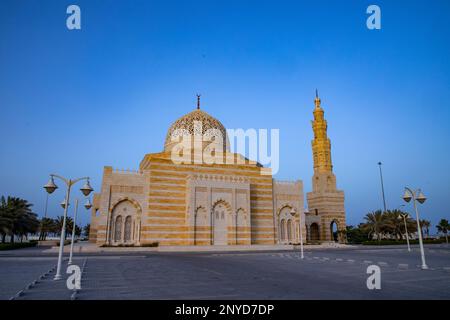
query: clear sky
[{"left": 0, "top": 0, "right": 449, "bottom": 231}]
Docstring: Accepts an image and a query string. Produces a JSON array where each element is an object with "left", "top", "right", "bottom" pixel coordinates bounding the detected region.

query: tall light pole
[
  {"left": 68, "top": 199, "right": 78, "bottom": 265},
  {"left": 402, "top": 187, "right": 428, "bottom": 269},
  {"left": 292, "top": 209, "right": 304, "bottom": 259},
  {"left": 378, "top": 162, "right": 387, "bottom": 212},
  {"left": 398, "top": 213, "right": 411, "bottom": 252},
  {"left": 44, "top": 175, "right": 94, "bottom": 280},
  {"left": 68, "top": 198, "right": 92, "bottom": 265},
  {"left": 44, "top": 193, "right": 49, "bottom": 218}
]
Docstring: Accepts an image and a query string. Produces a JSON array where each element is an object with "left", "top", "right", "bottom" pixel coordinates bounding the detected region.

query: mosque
[{"left": 89, "top": 93, "right": 346, "bottom": 247}]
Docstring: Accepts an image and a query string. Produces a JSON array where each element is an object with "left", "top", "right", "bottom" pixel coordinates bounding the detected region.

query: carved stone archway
[
  {"left": 276, "top": 204, "right": 299, "bottom": 244},
  {"left": 109, "top": 198, "right": 142, "bottom": 246},
  {"left": 211, "top": 199, "right": 232, "bottom": 245},
  {"left": 309, "top": 223, "right": 320, "bottom": 242}
]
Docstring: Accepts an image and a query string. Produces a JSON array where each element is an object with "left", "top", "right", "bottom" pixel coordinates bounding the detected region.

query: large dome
[{"left": 164, "top": 108, "right": 230, "bottom": 152}]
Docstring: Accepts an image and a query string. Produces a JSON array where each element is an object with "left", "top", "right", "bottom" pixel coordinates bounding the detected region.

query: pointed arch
[
  {"left": 211, "top": 199, "right": 231, "bottom": 245},
  {"left": 211, "top": 198, "right": 232, "bottom": 212},
  {"left": 194, "top": 206, "right": 207, "bottom": 245},
  {"left": 277, "top": 204, "right": 299, "bottom": 244},
  {"left": 109, "top": 198, "right": 142, "bottom": 245},
  {"left": 110, "top": 197, "right": 142, "bottom": 215},
  {"left": 330, "top": 219, "right": 340, "bottom": 242}
]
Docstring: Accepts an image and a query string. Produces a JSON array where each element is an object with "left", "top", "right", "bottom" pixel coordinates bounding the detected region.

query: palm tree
[
  {"left": 39, "top": 217, "right": 57, "bottom": 241},
  {"left": 0, "top": 196, "right": 13, "bottom": 243},
  {"left": 436, "top": 219, "right": 449, "bottom": 244},
  {"left": 83, "top": 224, "right": 90, "bottom": 238},
  {"left": 75, "top": 225, "right": 82, "bottom": 237},
  {"left": 0, "top": 196, "right": 39, "bottom": 243},
  {"left": 382, "top": 210, "right": 405, "bottom": 240},
  {"left": 363, "top": 210, "right": 385, "bottom": 241},
  {"left": 420, "top": 220, "right": 431, "bottom": 238},
  {"left": 55, "top": 216, "right": 73, "bottom": 239}
]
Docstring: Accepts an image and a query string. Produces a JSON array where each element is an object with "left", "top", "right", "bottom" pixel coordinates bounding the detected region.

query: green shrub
[
  {"left": 55, "top": 240, "right": 71, "bottom": 246},
  {"left": 99, "top": 242, "right": 159, "bottom": 248},
  {"left": 362, "top": 239, "right": 445, "bottom": 245},
  {"left": 0, "top": 240, "right": 38, "bottom": 251},
  {"left": 141, "top": 242, "right": 159, "bottom": 247}
]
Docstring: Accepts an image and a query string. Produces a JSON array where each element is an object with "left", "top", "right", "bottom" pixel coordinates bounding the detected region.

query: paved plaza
[{"left": 1, "top": 244, "right": 450, "bottom": 300}]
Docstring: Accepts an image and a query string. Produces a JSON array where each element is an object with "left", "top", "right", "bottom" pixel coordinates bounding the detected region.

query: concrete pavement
[{"left": 1, "top": 244, "right": 449, "bottom": 300}]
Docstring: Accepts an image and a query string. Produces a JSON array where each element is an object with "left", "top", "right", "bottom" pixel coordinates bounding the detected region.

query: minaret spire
[
  {"left": 196, "top": 94, "right": 201, "bottom": 110},
  {"left": 311, "top": 92, "right": 332, "bottom": 175},
  {"left": 314, "top": 89, "right": 321, "bottom": 109}
]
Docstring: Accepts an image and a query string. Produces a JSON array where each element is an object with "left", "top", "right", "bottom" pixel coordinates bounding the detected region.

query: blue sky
[{"left": 0, "top": 0, "right": 449, "bottom": 231}]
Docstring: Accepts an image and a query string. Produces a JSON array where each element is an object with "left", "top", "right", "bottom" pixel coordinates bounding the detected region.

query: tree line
[
  {"left": 345, "top": 209, "right": 449, "bottom": 244},
  {"left": 0, "top": 196, "right": 89, "bottom": 243}
]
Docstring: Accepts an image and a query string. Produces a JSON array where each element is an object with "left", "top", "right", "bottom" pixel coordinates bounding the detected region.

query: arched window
[
  {"left": 114, "top": 216, "right": 123, "bottom": 242},
  {"left": 124, "top": 216, "right": 132, "bottom": 241},
  {"left": 280, "top": 219, "right": 286, "bottom": 241},
  {"left": 287, "top": 220, "right": 292, "bottom": 242}
]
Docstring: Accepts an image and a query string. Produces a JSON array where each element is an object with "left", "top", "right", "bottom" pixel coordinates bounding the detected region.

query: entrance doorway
[
  {"left": 310, "top": 223, "right": 320, "bottom": 241},
  {"left": 330, "top": 220, "right": 339, "bottom": 242},
  {"left": 213, "top": 202, "right": 228, "bottom": 245}
]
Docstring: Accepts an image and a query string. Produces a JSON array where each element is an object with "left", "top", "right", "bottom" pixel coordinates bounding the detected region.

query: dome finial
[{"left": 196, "top": 94, "right": 201, "bottom": 109}]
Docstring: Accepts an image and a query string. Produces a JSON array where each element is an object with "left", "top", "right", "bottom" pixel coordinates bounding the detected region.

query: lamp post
[
  {"left": 68, "top": 198, "right": 92, "bottom": 265},
  {"left": 398, "top": 213, "right": 411, "bottom": 252},
  {"left": 68, "top": 199, "right": 78, "bottom": 265},
  {"left": 292, "top": 209, "right": 304, "bottom": 259},
  {"left": 402, "top": 187, "right": 428, "bottom": 269},
  {"left": 378, "top": 162, "right": 387, "bottom": 213},
  {"left": 43, "top": 174, "right": 93, "bottom": 280}
]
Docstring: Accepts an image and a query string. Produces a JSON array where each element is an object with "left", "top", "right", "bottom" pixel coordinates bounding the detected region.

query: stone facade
[{"left": 89, "top": 94, "right": 345, "bottom": 247}]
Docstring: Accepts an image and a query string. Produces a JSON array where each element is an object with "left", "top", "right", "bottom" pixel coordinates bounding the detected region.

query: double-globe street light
[
  {"left": 44, "top": 174, "right": 94, "bottom": 280},
  {"left": 395, "top": 204, "right": 411, "bottom": 252},
  {"left": 402, "top": 187, "right": 428, "bottom": 270},
  {"left": 398, "top": 213, "right": 411, "bottom": 252},
  {"left": 68, "top": 198, "right": 92, "bottom": 265}
]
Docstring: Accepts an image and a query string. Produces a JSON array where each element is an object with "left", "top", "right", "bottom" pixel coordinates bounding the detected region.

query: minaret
[
  {"left": 306, "top": 91, "right": 345, "bottom": 243},
  {"left": 310, "top": 90, "right": 336, "bottom": 192}
]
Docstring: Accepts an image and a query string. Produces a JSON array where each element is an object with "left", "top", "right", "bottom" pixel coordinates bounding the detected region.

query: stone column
[{"left": 207, "top": 187, "right": 212, "bottom": 245}]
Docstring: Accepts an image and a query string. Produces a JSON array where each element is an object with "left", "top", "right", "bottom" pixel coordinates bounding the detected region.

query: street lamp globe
[
  {"left": 84, "top": 198, "right": 93, "bottom": 210},
  {"left": 80, "top": 179, "right": 94, "bottom": 196},
  {"left": 44, "top": 176, "right": 58, "bottom": 194},
  {"left": 417, "top": 191, "right": 427, "bottom": 204},
  {"left": 60, "top": 199, "right": 69, "bottom": 209},
  {"left": 402, "top": 189, "right": 412, "bottom": 203}
]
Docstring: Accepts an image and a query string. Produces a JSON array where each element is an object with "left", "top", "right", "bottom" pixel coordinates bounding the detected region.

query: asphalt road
[{"left": 1, "top": 244, "right": 449, "bottom": 300}]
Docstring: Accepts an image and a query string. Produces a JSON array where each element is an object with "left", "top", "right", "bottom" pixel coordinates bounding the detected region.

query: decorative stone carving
[{"left": 164, "top": 109, "right": 230, "bottom": 152}]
